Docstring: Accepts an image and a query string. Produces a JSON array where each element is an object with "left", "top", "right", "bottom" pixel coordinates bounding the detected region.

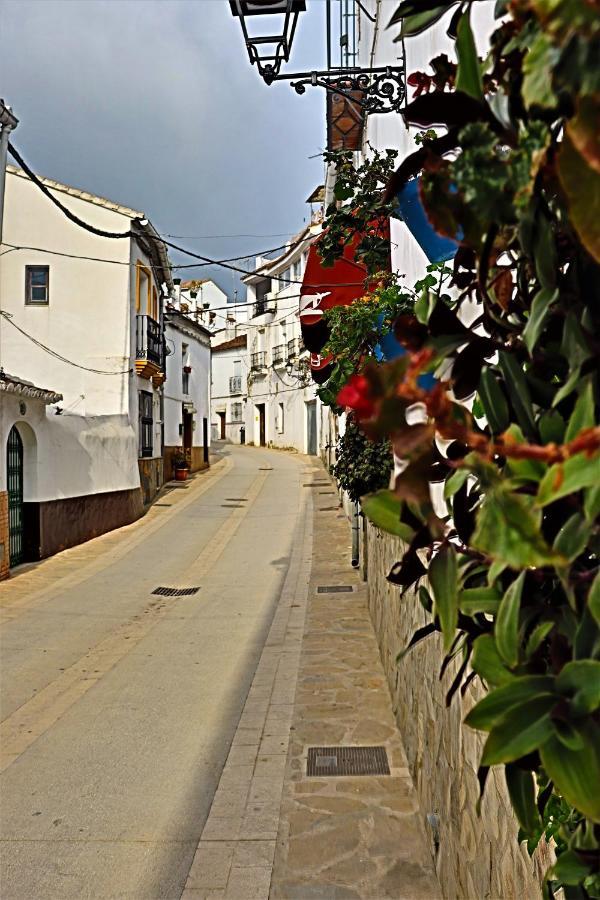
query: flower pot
[
  {"left": 174, "top": 467, "right": 189, "bottom": 481},
  {"left": 394, "top": 177, "right": 459, "bottom": 263}
]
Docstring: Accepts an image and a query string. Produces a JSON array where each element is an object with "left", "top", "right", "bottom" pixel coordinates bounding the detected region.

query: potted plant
[{"left": 172, "top": 450, "right": 189, "bottom": 481}]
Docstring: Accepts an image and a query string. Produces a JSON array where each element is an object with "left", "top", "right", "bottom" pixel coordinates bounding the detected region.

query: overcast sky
[{"left": 0, "top": 0, "right": 326, "bottom": 296}]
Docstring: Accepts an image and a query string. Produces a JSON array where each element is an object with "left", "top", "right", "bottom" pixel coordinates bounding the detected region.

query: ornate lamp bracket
[{"left": 287, "top": 66, "right": 405, "bottom": 114}]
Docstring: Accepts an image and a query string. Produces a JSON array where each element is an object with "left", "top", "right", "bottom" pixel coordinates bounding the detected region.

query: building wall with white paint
[{"left": 211, "top": 335, "right": 248, "bottom": 444}]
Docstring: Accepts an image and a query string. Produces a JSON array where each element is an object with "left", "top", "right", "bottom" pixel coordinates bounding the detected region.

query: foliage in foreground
[
  {"left": 319, "top": 1, "right": 600, "bottom": 895},
  {"left": 331, "top": 418, "right": 393, "bottom": 504}
]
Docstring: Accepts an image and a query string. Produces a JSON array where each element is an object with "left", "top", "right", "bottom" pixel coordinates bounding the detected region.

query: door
[
  {"left": 257, "top": 404, "right": 266, "bottom": 446},
  {"left": 182, "top": 409, "right": 193, "bottom": 457},
  {"left": 306, "top": 400, "right": 317, "bottom": 456},
  {"left": 203, "top": 418, "right": 209, "bottom": 463},
  {"left": 218, "top": 411, "right": 226, "bottom": 440},
  {"left": 7, "top": 426, "right": 24, "bottom": 567}
]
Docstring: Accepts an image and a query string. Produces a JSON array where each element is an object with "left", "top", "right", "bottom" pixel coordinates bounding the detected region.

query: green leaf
[
  {"left": 459, "top": 586, "right": 501, "bottom": 615},
  {"left": 471, "top": 634, "right": 515, "bottom": 687},
  {"left": 556, "top": 660, "right": 600, "bottom": 715},
  {"left": 523, "top": 287, "right": 558, "bottom": 354},
  {"left": 472, "top": 486, "right": 563, "bottom": 569},
  {"left": 455, "top": 10, "right": 484, "bottom": 100},
  {"left": 584, "top": 485, "right": 600, "bottom": 523},
  {"left": 565, "top": 380, "right": 595, "bottom": 443},
  {"left": 550, "top": 850, "right": 593, "bottom": 886},
  {"left": 498, "top": 352, "right": 537, "bottom": 440},
  {"left": 444, "top": 468, "right": 470, "bottom": 500},
  {"left": 478, "top": 368, "right": 510, "bottom": 435},
  {"left": 553, "top": 718, "right": 586, "bottom": 752},
  {"left": 553, "top": 513, "right": 589, "bottom": 562},
  {"left": 496, "top": 572, "right": 525, "bottom": 667},
  {"left": 481, "top": 696, "right": 556, "bottom": 765},
  {"left": 361, "top": 490, "right": 414, "bottom": 539},
  {"left": 525, "top": 620, "right": 554, "bottom": 659},
  {"left": 398, "top": 6, "right": 454, "bottom": 37},
  {"left": 504, "top": 424, "right": 547, "bottom": 483},
  {"left": 537, "top": 452, "right": 600, "bottom": 507},
  {"left": 465, "top": 676, "right": 555, "bottom": 731},
  {"left": 590, "top": 571, "right": 600, "bottom": 628},
  {"left": 539, "top": 409, "right": 565, "bottom": 444},
  {"left": 429, "top": 544, "right": 458, "bottom": 652},
  {"left": 540, "top": 722, "right": 600, "bottom": 821},
  {"left": 414, "top": 289, "right": 436, "bottom": 324},
  {"left": 505, "top": 765, "right": 542, "bottom": 837},
  {"left": 533, "top": 215, "right": 558, "bottom": 291},
  {"left": 558, "top": 134, "right": 600, "bottom": 263},
  {"left": 487, "top": 559, "right": 506, "bottom": 586},
  {"left": 522, "top": 32, "right": 559, "bottom": 109}
]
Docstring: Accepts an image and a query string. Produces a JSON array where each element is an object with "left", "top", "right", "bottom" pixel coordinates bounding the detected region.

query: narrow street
[{"left": 0, "top": 445, "right": 312, "bottom": 900}]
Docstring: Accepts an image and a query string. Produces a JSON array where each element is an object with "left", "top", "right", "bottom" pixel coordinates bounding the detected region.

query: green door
[{"left": 7, "top": 426, "right": 24, "bottom": 567}]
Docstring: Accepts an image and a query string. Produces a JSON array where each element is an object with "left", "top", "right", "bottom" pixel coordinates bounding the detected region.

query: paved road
[{"left": 0, "top": 445, "right": 310, "bottom": 899}]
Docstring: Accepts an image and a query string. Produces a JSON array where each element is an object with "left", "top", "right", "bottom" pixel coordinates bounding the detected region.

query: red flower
[{"left": 337, "top": 375, "right": 376, "bottom": 419}]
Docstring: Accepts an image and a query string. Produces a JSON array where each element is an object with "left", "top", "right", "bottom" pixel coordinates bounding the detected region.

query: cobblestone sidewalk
[{"left": 183, "top": 459, "right": 441, "bottom": 899}]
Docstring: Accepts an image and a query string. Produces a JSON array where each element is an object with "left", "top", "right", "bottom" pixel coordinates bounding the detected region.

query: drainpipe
[
  {"left": 0, "top": 99, "right": 19, "bottom": 246},
  {"left": 351, "top": 501, "right": 360, "bottom": 568}
]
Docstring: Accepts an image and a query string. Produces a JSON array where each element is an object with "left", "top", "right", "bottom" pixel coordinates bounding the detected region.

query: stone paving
[{"left": 183, "top": 458, "right": 441, "bottom": 899}]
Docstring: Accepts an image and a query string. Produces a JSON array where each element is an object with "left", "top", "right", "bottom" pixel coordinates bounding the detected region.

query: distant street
[{"left": 0, "top": 445, "right": 309, "bottom": 900}]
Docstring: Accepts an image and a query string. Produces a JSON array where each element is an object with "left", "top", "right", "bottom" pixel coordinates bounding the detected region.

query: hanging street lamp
[{"left": 229, "top": 0, "right": 405, "bottom": 116}]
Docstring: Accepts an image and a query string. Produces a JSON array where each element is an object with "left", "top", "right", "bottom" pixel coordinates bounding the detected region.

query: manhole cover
[
  {"left": 307, "top": 746, "right": 390, "bottom": 777},
  {"left": 152, "top": 587, "right": 200, "bottom": 597},
  {"left": 317, "top": 585, "right": 353, "bottom": 594}
]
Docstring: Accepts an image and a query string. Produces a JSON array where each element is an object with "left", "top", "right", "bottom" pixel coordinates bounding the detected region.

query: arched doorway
[{"left": 6, "top": 426, "right": 24, "bottom": 566}]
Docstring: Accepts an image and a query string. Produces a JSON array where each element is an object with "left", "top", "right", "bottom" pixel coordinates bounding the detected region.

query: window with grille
[
  {"left": 231, "top": 402, "right": 243, "bottom": 423},
  {"left": 278, "top": 402, "right": 285, "bottom": 433},
  {"left": 25, "top": 266, "right": 49, "bottom": 304},
  {"left": 139, "top": 390, "right": 153, "bottom": 457}
]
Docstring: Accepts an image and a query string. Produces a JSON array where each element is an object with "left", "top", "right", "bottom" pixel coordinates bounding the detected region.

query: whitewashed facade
[
  {"left": 242, "top": 226, "right": 322, "bottom": 455},
  {"left": 0, "top": 165, "right": 172, "bottom": 567},
  {"left": 163, "top": 309, "right": 211, "bottom": 476},
  {"left": 211, "top": 332, "right": 248, "bottom": 444}
]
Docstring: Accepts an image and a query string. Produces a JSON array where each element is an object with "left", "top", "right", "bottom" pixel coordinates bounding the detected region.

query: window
[
  {"left": 182, "top": 371, "right": 190, "bottom": 395},
  {"left": 278, "top": 402, "right": 285, "bottom": 434},
  {"left": 136, "top": 261, "right": 151, "bottom": 315},
  {"left": 278, "top": 268, "right": 289, "bottom": 290},
  {"left": 231, "top": 402, "right": 243, "bottom": 423},
  {"left": 25, "top": 266, "right": 49, "bottom": 304},
  {"left": 139, "top": 390, "right": 153, "bottom": 457}
]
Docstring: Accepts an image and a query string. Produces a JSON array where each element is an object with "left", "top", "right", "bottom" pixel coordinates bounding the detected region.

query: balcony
[
  {"left": 251, "top": 351, "right": 267, "bottom": 372},
  {"left": 253, "top": 294, "right": 276, "bottom": 317},
  {"left": 272, "top": 344, "right": 285, "bottom": 366},
  {"left": 229, "top": 375, "right": 243, "bottom": 394},
  {"left": 287, "top": 337, "right": 298, "bottom": 359},
  {"left": 136, "top": 315, "right": 163, "bottom": 379}
]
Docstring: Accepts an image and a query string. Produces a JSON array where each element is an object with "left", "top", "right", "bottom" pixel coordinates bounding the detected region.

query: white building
[
  {"left": 0, "top": 164, "right": 172, "bottom": 569},
  {"left": 163, "top": 308, "right": 211, "bottom": 477},
  {"left": 174, "top": 278, "right": 248, "bottom": 334},
  {"left": 242, "top": 226, "right": 322, "bottom": 455},
  {"left": 211, "top": 332, "right": 248, "bottom": 444}
]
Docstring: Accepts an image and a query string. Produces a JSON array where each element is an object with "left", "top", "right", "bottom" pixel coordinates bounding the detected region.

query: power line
[
  {"left": 7, "top": 142, "right": 370, "bottom": 289},
  {"left": 0, "top": 310, "right": 133, "bottom": 375}
]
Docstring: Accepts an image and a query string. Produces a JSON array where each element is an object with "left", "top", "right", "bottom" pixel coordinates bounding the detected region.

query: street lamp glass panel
[{"left": 229, "top": 0, "right": 306, "bottom": 83}]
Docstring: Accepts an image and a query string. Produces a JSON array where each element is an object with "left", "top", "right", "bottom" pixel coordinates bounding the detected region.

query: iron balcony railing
[
  {"left": 253, "top": 299, "right": 268, "bottom": 317},
  {"left": 272, "top": 344, "right": 285, "bottom": 365},
  {"left": 136, "top": 315, "right": 162, "bottom": 367},
  {"left": 251, "top": 351, "right": 267, "bottom": 370},
  {"left": 229, "top": 375, "right": 242, "bottom": 394},
  {"left": 287, "top": 337, "right": 298, "bottom": 359}
]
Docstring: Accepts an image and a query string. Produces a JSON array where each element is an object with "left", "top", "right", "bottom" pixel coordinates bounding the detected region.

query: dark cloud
[{"left": 0, "top": 0, "right": 326, "bottom": 295}]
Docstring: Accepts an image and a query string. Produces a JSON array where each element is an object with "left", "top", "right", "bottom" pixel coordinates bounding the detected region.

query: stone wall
[{"left": 363, "top": 521, "right": 552, "bottom": 899}]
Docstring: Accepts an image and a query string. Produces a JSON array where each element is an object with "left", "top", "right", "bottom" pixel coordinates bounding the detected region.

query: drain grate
[
  {"left": 317, "top": 585, "right": 354, "bottom": 594},
  {"left": 226, "top": 498, "right": 247, "bottom": 501},
  {"left": 152, "top": 586, "right": 200, "bottom": 597},
  {"left": 302, "top": 481, "right": 331, "bottom": 487},
  {"left": 319, "top": 506, "right": 339, "bottom": 511},
  {"left": 307, "top": 746, "right": 390, "bottom": 777},
  {"left": 258, "top": 467, "right": 273, "bottom": 471},
  {"left": 319, "top": 491, "right": 336, "bottom": 495},
  {"left": 154, "top": 503, "right": 172, "bottom": 507}
]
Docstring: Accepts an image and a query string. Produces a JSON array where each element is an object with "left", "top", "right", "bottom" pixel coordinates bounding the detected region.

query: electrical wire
[
  {"left": 0, "top": 310, "right": 133, "bottom": 375},
  {"left": 7, "top": 142, "right": 370, "bottom": 289}
]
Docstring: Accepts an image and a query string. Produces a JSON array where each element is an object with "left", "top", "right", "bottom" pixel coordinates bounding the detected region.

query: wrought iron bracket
[{"left": 277, "top": 66, "right": 406, "bottom": 114}]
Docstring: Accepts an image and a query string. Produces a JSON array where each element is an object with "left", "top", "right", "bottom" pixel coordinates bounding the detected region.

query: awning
[{"left": 299, "top": 222, "right": 390, "bottom": 383}]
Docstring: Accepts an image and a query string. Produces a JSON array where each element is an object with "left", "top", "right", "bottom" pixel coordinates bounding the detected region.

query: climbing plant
[
  {"left": 320, "top": 0, "right": 600, "bottom": 895},
  {"left": 331, "top": 418, "right": 393, "bottom": 504}
]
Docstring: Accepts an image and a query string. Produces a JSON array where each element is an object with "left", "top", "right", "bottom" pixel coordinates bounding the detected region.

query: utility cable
[{"left": 0, "top": 310, "right": 133, "bottom": 375}]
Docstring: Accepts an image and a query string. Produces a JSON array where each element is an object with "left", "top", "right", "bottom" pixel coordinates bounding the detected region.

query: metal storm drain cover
[
  {"left": 317, "top": 585, "right": 354, "bottom": 594},
  {"left": 307, "top": 746, "right": 390, "bottom": 777},
  {"left": 221, "top": 504, "right": 243, "bottom": 508},
  {"left": 258, "top": 467, "right": 273, "bottom": 471},
  {"left": 226, "top": 498, "right": 247, "bottom": 501},
  {"left": 319, "top": 506, "right": 339, "bottom": 512},
  {"left": 302, "top": 481, "right": 330, "bottom": 487},
  {"left": 154, "top": 503, "right": 172, "bottom": 507},
  {"left": 152, "top": 587, "right": 200, "bottom": 597}
]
